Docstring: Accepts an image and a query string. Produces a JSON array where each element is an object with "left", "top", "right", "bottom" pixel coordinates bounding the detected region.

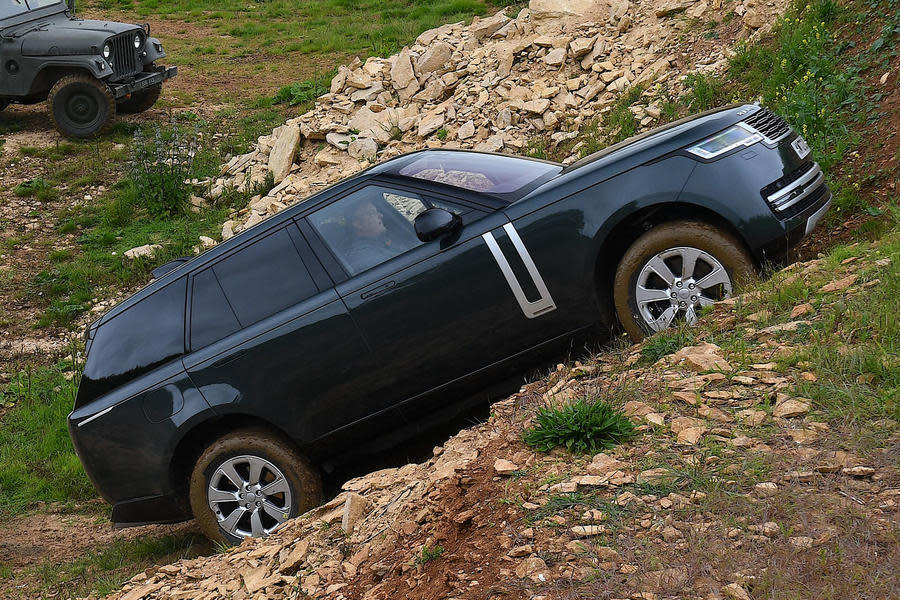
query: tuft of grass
[
  {"left": 415, "top": 543, "right": 444, "bottom": 565},
  {"left": 273, "top": 70, "right": 335, "bottom": 106},
  {"left": 524, "top": 397, "right": 636, "bottom": 455},
  {"left": 14, "top": 178, "right": 59, "bottom": 202},
  {"left": 640, "top": 328, "right": 697, "bottom": 364}
]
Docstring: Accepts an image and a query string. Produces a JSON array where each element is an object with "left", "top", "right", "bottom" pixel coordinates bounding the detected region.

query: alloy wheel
[
  {"left": 634, "top": 246, "right": 733, "bottom": 332},
  {"left": 207, "top": 454, "right": 293, "bottom": 539}
]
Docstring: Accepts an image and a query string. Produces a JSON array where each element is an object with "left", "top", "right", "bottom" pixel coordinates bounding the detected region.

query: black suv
[
  {"left": 0, "top": 1, "right": 176, "bottom": 137},
  {"left": 69, "top": 105, "right": 831, "bottom": 543}
]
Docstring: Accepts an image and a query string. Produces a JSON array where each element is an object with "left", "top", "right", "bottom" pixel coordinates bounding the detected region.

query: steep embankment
[{"left": 102, "top": 234, "right": 899, "bottom": 600}]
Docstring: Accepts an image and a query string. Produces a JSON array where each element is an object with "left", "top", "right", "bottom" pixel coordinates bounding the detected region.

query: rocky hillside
[
  {"left": 204, "top": 0, "right": 789, "bottom": 238},
  {"left": 98, "top": 233, "right": 899, "bottom": 599}
]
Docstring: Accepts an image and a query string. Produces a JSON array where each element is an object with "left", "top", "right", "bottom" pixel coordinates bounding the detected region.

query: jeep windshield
[{"left": 0, "top": 0, "right": 63, "bottom": 19}]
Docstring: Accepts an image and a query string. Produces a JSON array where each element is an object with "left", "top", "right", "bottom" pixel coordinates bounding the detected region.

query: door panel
[
  {"left": 184, "top": 292, "right": 381, "bottom": 445},
  {"left": 337, "top": 211, "right": 565, "bottom": 407}
]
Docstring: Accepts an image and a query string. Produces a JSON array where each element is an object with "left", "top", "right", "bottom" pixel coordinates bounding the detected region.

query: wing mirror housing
[{"left": 414, "top": 208, "right": 462, "bottom": 242}]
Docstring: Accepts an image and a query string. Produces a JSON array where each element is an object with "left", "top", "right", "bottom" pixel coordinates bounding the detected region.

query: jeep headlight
[
  {"left": 134, "top": 34, "right": 142, "bottom": 49},
  {"left": 686, "top": 123, "right": 763, "bottom": 160},
  {"left": 102, "top": 44, "right": 111, "bottom": 59}
]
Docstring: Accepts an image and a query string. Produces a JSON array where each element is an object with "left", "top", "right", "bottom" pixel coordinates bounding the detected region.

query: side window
[
  {"left": 190, "top": 269, "right": 242, "bottom": 350},
  {"left": 212, "top": 227, "right": 317, "bottom": 327},
  {"left": 309, "top": 186, "right": 428, "bottom": 276},
  {"left": 80, "top": 277, "right": 187, "bottom": 400}
]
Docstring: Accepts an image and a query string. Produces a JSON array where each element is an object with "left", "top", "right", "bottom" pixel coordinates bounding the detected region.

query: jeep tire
[
  {"left": 48, "top": 74, "right": 115, "bottom": 139},
  {"left": 188, "top": 428, "right": 323, "bottom": 545},
  {"left": 613, "top": 221, "right": 756, "bottom": 342},
  {"left": 117, "top": 83, "right": 162, "bottom": 114}
]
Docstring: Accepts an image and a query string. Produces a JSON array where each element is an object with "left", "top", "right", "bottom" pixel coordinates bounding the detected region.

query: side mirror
[{"left": 414, "top": 207, "right": 461, "bottom": 242}]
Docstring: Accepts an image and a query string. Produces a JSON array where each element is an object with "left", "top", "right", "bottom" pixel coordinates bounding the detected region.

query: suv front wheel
[
  {"left": 48, "top": 74, "right": 116, "bottom": 139},
  {"left": 188, "top": 428, "right": 322, "bottom": 545},
  {"left": 613, "top": 221, "right": 756, "bottom": 341}
]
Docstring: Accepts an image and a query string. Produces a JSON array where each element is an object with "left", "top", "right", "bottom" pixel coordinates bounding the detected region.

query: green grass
[
  {"left": 523, "top": 397, "right": 636, "bottom": 455},
  {"left": 0, "top": 359, "right": 94, "bottom": 516},
  {"left": 14, "top": 533, "right": 201, "bottom": 599},
  {"left": 415, "top": 543, "right": 445, "bottom": 565},
  {"left": 640, "top": 327, "right": 697, "bottom": 364}
]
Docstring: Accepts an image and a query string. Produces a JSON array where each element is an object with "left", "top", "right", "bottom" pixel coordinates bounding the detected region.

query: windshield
[{"left": 0, "top": 0, "right": 63, "bottom": 20}]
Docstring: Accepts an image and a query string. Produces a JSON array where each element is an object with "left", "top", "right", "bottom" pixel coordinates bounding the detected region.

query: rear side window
[
  {"left": 78, "top": 277, "right": 187, "bottom": 403},
  {"left": 190, "top": 269, "right": 241, "bottom": 350},
  {"left": 211, "top": 227, "right": 317, "bottom": 327}
]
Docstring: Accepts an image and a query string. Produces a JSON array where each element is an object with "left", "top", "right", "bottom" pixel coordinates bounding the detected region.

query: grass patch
[
  {"left": 0, "top": 358, "right": 94, "bottom": 516},
  {"left": 524, "top": 397, "right": 636, "bottom": 455},
  {"left": 16, "top": 533, "right": 201, "bottom": 599},
  {"left": 640, "top": 328, "right": 697, "bottom": 364}
]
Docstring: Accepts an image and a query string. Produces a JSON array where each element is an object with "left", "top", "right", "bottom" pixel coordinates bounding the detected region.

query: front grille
[
  {"left": 760, "top": 162, "right": 815, "bottom": 200},
  {"left": 778, "top": 182, "right": 828, "bottom": 219},
  {"left": 109, "top": 33, "right": 139, "bottom": 79},
  {"left": 743, "top": 107, "right": 791, "bottom": 143}
]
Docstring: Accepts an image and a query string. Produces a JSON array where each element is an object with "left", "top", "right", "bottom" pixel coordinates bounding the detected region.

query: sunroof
[{"left": 398, "top": 152, "right": 561, "bottom": 196}]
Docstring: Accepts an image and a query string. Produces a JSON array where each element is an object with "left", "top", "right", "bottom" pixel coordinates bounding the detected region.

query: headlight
[
  {"left": 134, "top": 34, "right": 142, "bottom": 49},
  {"left": 686, "top": 123, "right": 763, "bottom": 159},
  {"left": 102, "top": 44, "right": 111, "bottom": 59}
]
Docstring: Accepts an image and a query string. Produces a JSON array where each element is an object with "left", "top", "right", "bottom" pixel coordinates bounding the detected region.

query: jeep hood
[{"left": 19, "top": 19, "right": 139, "bottom": 57}]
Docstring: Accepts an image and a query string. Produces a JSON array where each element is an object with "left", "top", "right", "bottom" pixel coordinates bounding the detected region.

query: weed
[
  {"left": 14, "top": 178, "right": 59, "bottom": 202},
  {"left": 415, "top": 544, "right": 444, "bottom": 565},
  {"left": 273, "top": 70, "right": 335, "bottom": 106},
  {"left": 128, "top": 122, "right": 200, "bottom": 218},
  {"left": 640, "top": 328, "right": 697, "bottom": 364},
  {"left": 435, "top": 128, "right": 448, "bottom": 141},
  {"left": 524, "top": 396, "right": 636, "bottom": 455}
]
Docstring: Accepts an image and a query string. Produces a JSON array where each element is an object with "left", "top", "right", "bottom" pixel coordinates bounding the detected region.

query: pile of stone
[{"left": 207, "top": 0, "right": 787, "bottom": 239}]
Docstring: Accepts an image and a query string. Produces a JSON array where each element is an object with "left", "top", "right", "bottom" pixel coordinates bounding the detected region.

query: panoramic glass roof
[{"left": 397, "top": 151, "right": 561, "bottom": 196}]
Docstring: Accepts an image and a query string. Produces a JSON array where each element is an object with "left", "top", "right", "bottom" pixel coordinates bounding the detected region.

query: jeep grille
[
  {"left": 742, "top": 107, "right": 791, "bottom": 144},
  {"left": 108, "top": 33, "right": 139, "bottom": 79}
]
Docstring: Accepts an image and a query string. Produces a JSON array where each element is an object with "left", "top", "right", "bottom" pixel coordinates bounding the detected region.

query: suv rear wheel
[
  {"left": 188, "top": 428, "right": 322, "bottom": 545},
  {"left": 613, "top": 221, "right": 756, "bottom": 341},
  {"left": 48, "top": 74, "right": 115, "bottom": 139}
]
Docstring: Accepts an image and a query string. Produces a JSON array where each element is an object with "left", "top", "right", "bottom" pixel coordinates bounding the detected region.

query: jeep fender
[
  {"left": 28, "top": 58, "right": 111, "bottom": 96},
  {"left": 143, "top": 37, "right": 166, "bottom": 65}
]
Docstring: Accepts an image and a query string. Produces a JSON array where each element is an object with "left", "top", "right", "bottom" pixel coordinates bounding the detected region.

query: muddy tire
[
  {"left": 117, "top": 84, "right": 162, "bottom": 114},
  {"left": 613, "top": 221, "right": 756, "bottom": 342},
  {"left": 48, "top": 74, "right": 115, "bottom": 139},
  {"left": 189, "top": 428, "right": 322, "bottom": 545}
]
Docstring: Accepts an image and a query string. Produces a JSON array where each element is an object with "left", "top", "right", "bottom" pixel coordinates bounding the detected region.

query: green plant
[
  {"left": 641, "top": 328, "right": 697, "bottom": 364},
  {"left": 435, "top": 128, "right": 448, "bottom": 141},
  {"left": 128, "top": 122, "right": 200, "bottom": 218},
  {"left": 523, "top": 397, "right": 636, "bottom": 454},
  {"left": 415, "top": 544, "right": 444, "bottom": 565},
  {"left": 14, "top": 178, "right": 59, "bottom": 202},
  {"left": 273, "top": 70, "right": 335, "bottom": 106}
]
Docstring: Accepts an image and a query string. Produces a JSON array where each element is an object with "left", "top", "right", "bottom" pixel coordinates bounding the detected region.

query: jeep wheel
[
  {"left": 117, "top": 84, "right": 162, "bottom": 114},
  {"left": 48, "top": 75, "right": 116, "bottom": 139},
  {"left": 188, "top": 428, "right": 322, "bottom": 545},
  {"left": 613, "top": 221, "right": 756, "bottom": 342}
]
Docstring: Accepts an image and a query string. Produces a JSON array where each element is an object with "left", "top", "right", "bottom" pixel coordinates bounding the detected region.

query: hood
[{"left": 19, "top": 17, "right": 140, "bottom": 57}]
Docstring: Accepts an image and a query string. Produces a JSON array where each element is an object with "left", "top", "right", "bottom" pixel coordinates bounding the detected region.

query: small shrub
[
  {"left": 128, "top": 122, "right": 199, "bottom": 218},
  {"left": 524, "top": 397, "right": 636, "bottom": 455},
  {"left": 415, "top": 544, "right": 444, "bottom": 565},
  {"left": 681, "top": 72, "right": 725, "bottom": 111},
  {"left": 435, "top": 128, "right": 448, "bottom": 141}
]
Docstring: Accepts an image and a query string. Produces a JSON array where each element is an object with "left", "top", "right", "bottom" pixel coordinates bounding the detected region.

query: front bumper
[{"left": 109, "top": 65, "right": 177, "bottom": 100}]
